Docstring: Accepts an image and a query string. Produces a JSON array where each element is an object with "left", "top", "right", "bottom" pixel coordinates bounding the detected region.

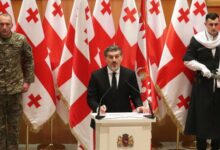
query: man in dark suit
[{"left": 87, "top": 45, "right": 147, "bottom": 114}]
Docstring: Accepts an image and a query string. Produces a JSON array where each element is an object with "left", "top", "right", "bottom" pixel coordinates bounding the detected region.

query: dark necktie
[{"left": 112, "top": 72, "right": 117, "bottom": 89}]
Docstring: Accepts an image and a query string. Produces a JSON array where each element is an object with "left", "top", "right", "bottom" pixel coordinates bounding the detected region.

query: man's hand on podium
[
  {"left": 98, "top": 105, "right": 107, "bottom": 114},
  {"left": 136, "top": 106, "right": 148, "bottom": 113}
]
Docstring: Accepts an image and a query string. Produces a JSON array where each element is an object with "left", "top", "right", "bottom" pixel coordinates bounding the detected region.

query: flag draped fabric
[
  {"left": 0, "top": 0, "right": 16, "bottom": 31},
  {"left": 43, "top": 0, "right": 66, "bottom": 75},
  {"left": 16, "top": 0, "right": 56, "bottom": 131},
  {"left": 146, "top": 0, "right": 167, "bottom": 119},
  {"left": 91, "top": 0, "right": 115, "bottom": 70},
  {"left": 135, "top": 0, "right": 155, "bottom": 116},
  {"left": 146, "top": 0, "right": 167, "bottom": 79},
  {"left": 57, "top": 0, "right": 94, "bottom": 149},
  {"left": 156, "top": 0, "right": 194, "bottom": 132},
  {"left": 43, "top": 0, "right": 68, "bottom": 124},
  {"left": 115, "top": 0, "right": 139, "bottom": 69},
  {"left": 57, "top": 0, "right": 81, "bottom": 126},
  {"left": 190, "top": 0, "right": 208, "bottom": 33},
  {"left": 69, "top": 0, "right": 94, "bottom": 149}
]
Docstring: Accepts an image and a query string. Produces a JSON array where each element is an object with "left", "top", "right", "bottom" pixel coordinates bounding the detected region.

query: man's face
[
  {"left": 0, "top": 15, "right": 13, "bottom": 38},
  {"left": 205, "top": 18, "right": 220, "bottom": 37},
  {"left": 105, "top": 50, "right": 123, "bottom": 72}
]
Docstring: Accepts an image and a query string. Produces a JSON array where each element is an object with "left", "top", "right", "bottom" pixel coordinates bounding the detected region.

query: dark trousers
[
  {"left": 197, "top": 137, "right": 220, "bottom": 150},
  {"left": 0, "top": 94, "right": 22, "bottom": 150}
]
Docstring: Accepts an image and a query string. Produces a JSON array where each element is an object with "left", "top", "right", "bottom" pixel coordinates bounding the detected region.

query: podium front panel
[{"left": 92, "top": 113, "right": 155, "bottom": 150}]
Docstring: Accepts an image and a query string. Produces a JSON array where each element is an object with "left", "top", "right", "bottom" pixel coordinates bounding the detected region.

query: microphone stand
[
  {"left": 95, "top": 87, "right": 112, "bottom": 120},
  {"left": 95, "top": 107, "right": 105, "bottom": 120},
  {"left": 126, "top": 81, "right": 155, "bottom": 119},
  {"left": 143, "top": 100, "right": 155, "bottom": 119}
]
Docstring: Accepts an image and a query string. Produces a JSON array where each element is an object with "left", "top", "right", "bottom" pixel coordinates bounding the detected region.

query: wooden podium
[{"left": 91, "top": 112, "right": 155, "bottom": 150}]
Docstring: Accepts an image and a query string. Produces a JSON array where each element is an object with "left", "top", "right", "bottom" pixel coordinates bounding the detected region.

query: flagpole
[
  {"left": 48, "top": 117, "right": 54, "bottom": 148},
  {"left": 176, "top": 127, "right": 180, "bottom": 150},
  {"left": 48, "top": 117, "right": 66, "bottom": 150},
  {"left": 38, "top": 117, "right": 65, "bottom": 150},
  {"left": 26, "top": 125, "right": 29, "bottom": 150},
  {"left": 49, "top": 117, "right": 66, "bottom": 149}
]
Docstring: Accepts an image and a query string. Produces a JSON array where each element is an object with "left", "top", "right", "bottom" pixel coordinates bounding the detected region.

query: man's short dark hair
[
  {"left": 104, "top": 45, "right": 122, "bottom": 57},
  {"left": 206, "top": 12, "right": 219, "bottom": 21}
]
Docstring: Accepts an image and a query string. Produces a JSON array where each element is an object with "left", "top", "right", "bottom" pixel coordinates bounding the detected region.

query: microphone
[
  {"left": 125, "top": 81, "right": 155, "bottom": 119},
  {"left": 95, "top": 87, "right": 112, "bottom": 120}
]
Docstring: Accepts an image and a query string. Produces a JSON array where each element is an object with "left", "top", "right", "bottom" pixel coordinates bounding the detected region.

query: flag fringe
[
  {"left": 155, "top": 84, "right": 184, "bottom": 133},
  {"left": 153, "top": 86, "right": 167, "bottom": 121},
  {"left": 22, "top": 112, "right": 56, "bottom": 133},
  {"left": 152, "top": 107, "right": 160, "bottom": 120},
  {"left": 57, "top": 89, "right": 71, "bottom": 109}
]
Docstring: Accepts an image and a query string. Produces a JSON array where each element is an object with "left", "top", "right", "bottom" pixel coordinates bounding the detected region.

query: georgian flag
[
  {"left": 91, "top": 0, "right": 115, "bottom": 70},
  {"left": 43, "top": 0, "right": 67, "bottom": 75},
  {"left": 190, "top": 0, "right": 208, "bottom": 33},
  {"left": 43, "top": 0, "right": 68, "bottom": 124},
  {"left": 0, "top": 0, "right": 16, "bottom": 31},
  {"left": 146, "top": 0, "right": 167, "bottom": 119},
  {"left": 115, "top": 0, "right": 139, "bottom": 69},
  {"left": 16, "top": 0, "right": 56, "bottom": 131},
  {"left": 136, "top": 0, "right": 155, "bottom": 116},
  {"left": 156, "top": 0, "right": 194, "bottom": 131},
  {"left": 146, "top": 0, "right": 167, "bottom": 80},
  {"left": 57, "top": 0, "right": 81, "bottom": 125},
  {"left": 69, "top": 0, "right": 94, "bottom": 149},
  {"left": 58, "top": 0, "right": 94, "bottom": 149}
]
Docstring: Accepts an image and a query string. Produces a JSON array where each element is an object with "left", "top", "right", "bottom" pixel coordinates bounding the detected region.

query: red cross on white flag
[
  {"left": 0, "top": 0, "right": 16, "bottom": 31},
  {"left": 156, "top": 0, "right": 194, "bottom": 132},
  {"left": 190, "top": 0, "right": 208, "bottom": 33},
  {"left": 115, "top": 0, "right": 139, "bottom": 70},
  {"left": 69, "top": 0, "right": 94, "bottom": 149},
  {"left": 57, "top": 0, "right": 81, "bottom": 126},
  {"left": 42, "top": 0, "right": 68, "bottom": 124},
  {"left": 16, "top": 0, "right": 56, "bottom": 131},
  {"left": 146, "top": 0, "right": 167, "bottom": 119},
  {"left": 146, "top": 0, "right": 166, "bottom": 78},
  {"left": 136, "top": 0, "right": 156, "bottom": 116},
  {"left": 43, "top": 0, "right": 67, "bottom": 73},
  {"left": 90, "top": 0, "right": 115, "bottom": 71},
  {"left": 58, "top": 0, "right": 94, "bottom": 149}
]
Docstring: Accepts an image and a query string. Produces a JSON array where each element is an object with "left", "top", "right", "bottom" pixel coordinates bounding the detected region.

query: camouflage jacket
[{"left": 0, "top": 32, "right": 34, "bottom": 95}]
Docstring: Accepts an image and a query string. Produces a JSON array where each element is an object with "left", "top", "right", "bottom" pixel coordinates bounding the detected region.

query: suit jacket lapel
[{"left": 103, "top": 66, "right": 111, "bottom": 88}]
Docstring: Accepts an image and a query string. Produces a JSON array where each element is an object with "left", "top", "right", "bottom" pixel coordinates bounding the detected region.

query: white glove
[
  {"left": 184, "top": 60, "right": 211, "bottom": 78},
  {"left": 201, "top": 66, "right": 212, "bottom": 78}
]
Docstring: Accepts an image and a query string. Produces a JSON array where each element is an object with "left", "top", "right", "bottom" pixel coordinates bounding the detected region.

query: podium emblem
[{"left": 117, "top": 133, "right": 134, "bottom": 147}]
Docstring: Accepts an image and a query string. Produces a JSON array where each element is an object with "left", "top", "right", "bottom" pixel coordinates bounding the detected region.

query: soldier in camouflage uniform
[{"left": 0, "top": 13, "right": 34, "bottom": 150}]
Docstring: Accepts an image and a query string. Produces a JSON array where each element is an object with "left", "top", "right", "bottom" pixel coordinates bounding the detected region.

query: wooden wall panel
[{"left": 8, "top": 0, "right": 219, "bottom": 144}]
